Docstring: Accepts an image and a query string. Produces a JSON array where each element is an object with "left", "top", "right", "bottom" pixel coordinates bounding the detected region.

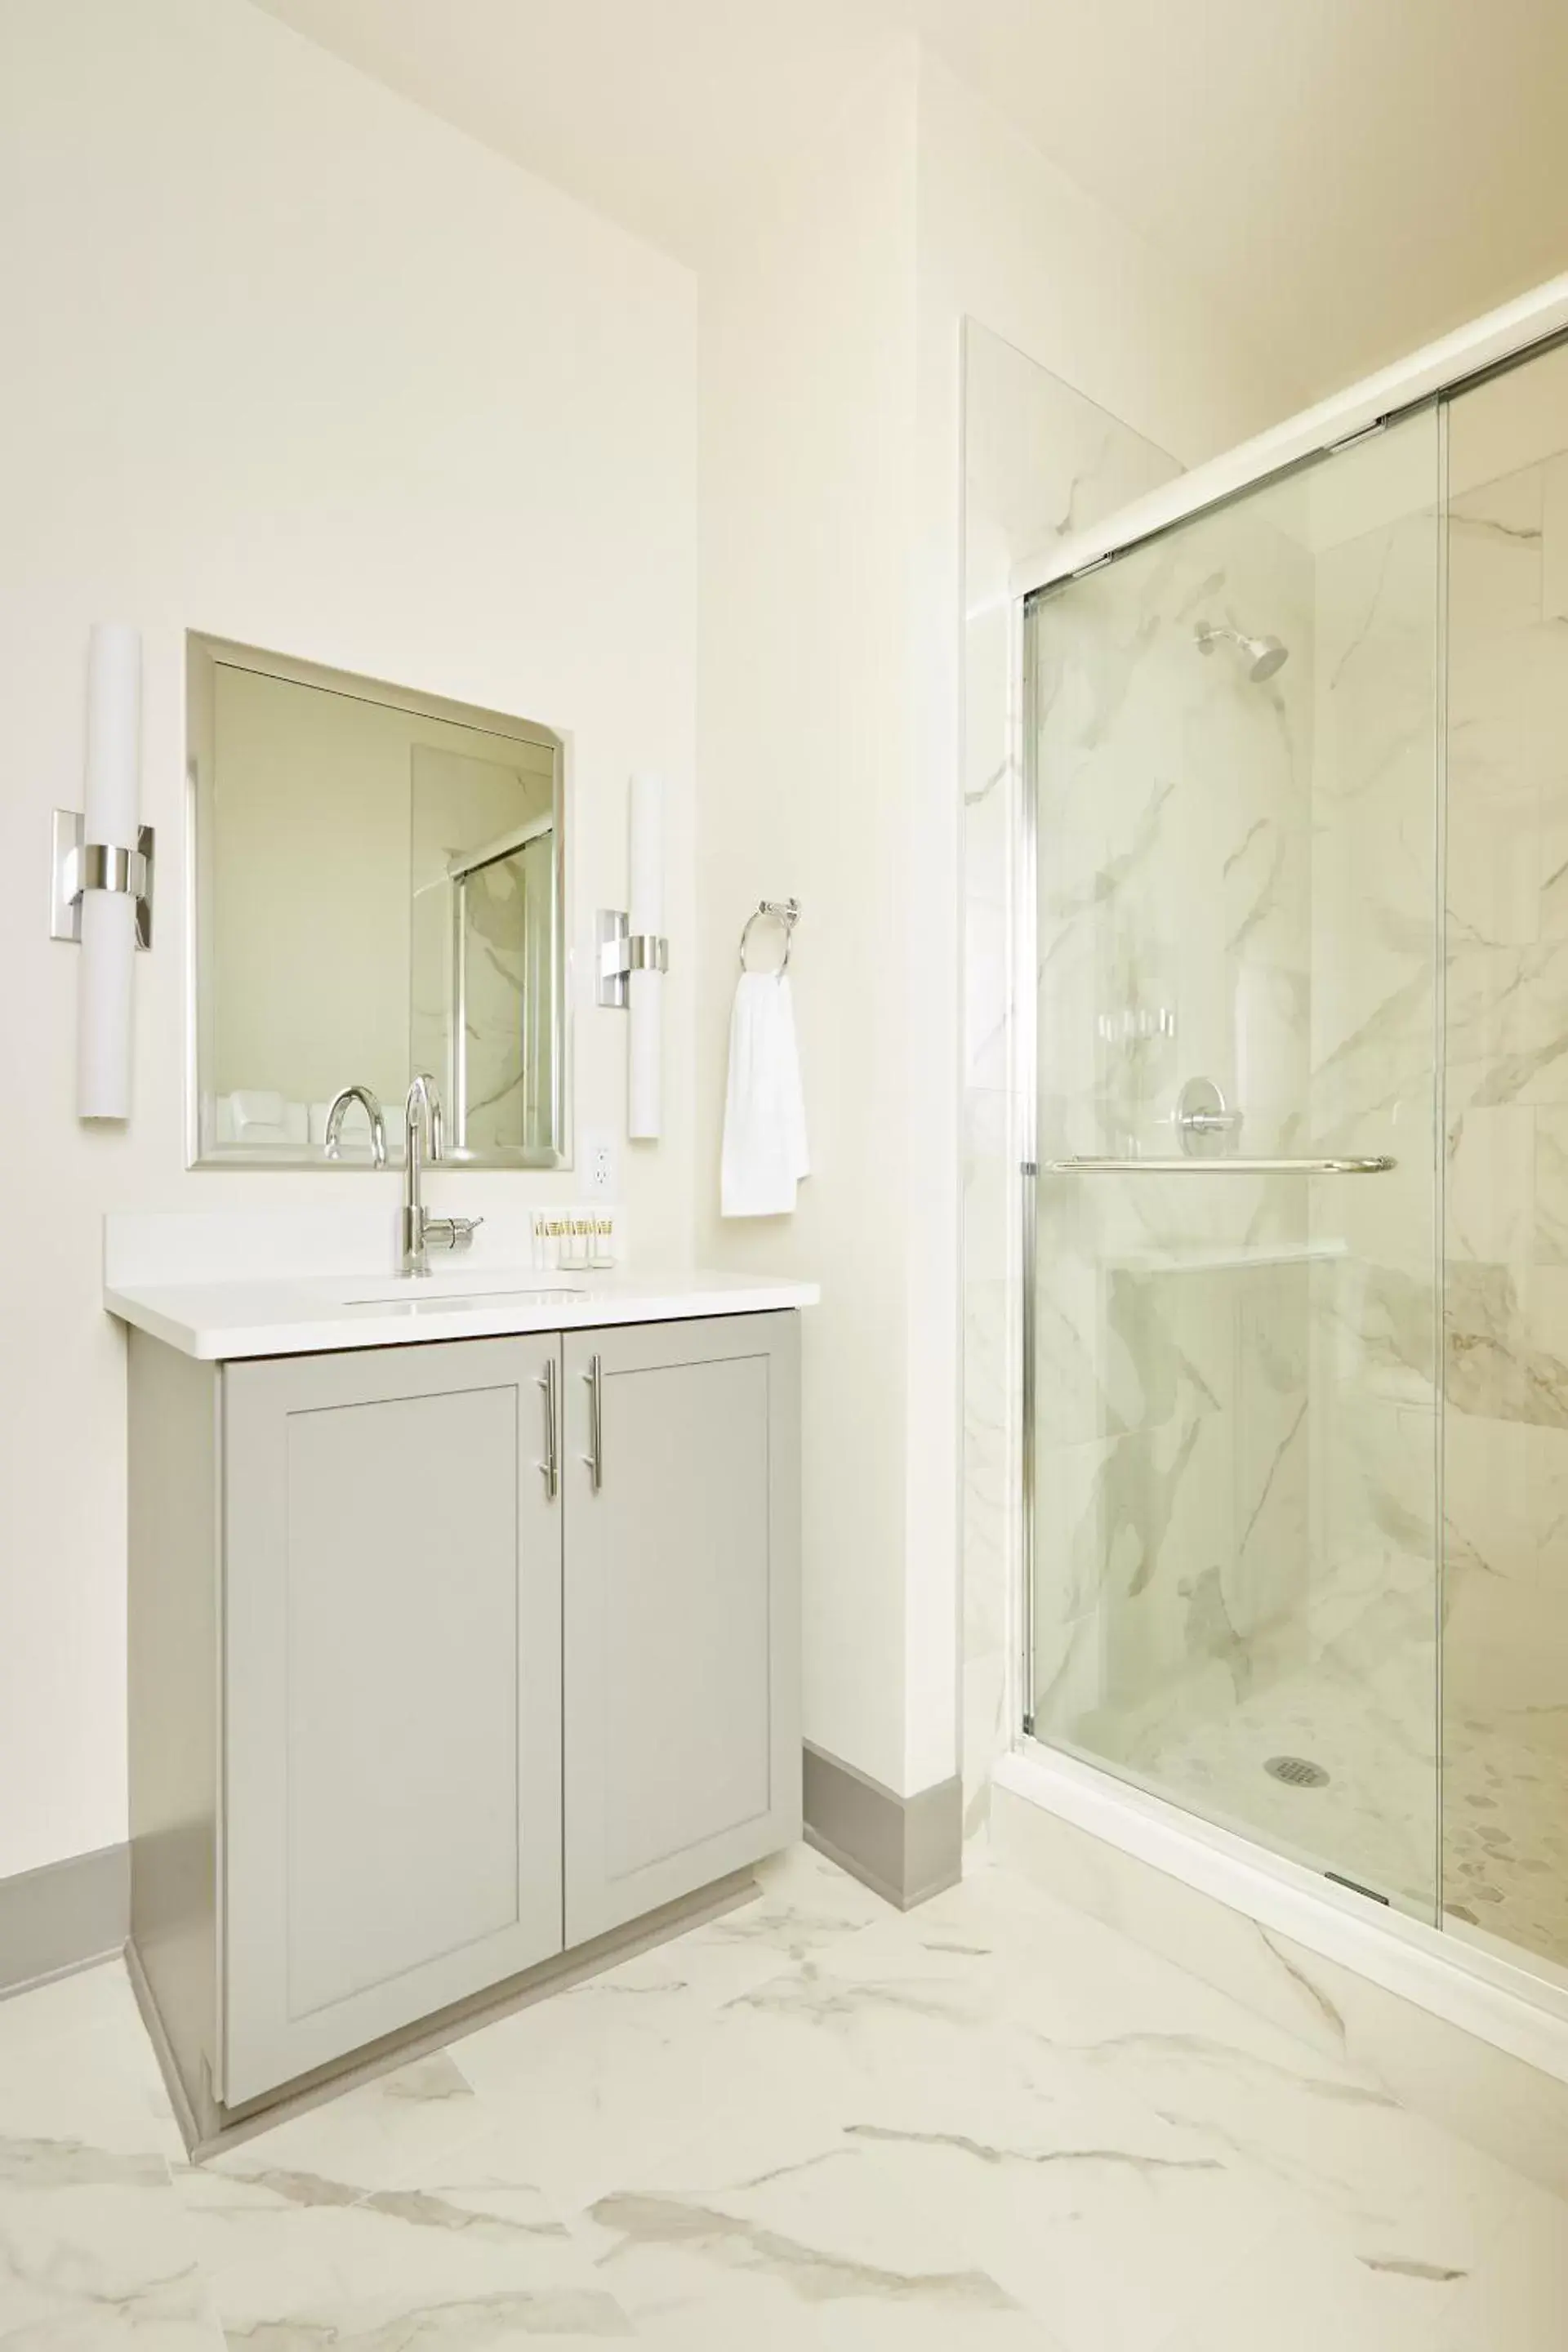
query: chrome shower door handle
[
  {"left": 537, "top": 1356, "right": 559, "bottom": 1500},
  {"left": 1042, "top": 1155, "right": 1395, "bottom": 1175},
  {"left": 581, "top": 1353, "right": 604, "bottom": 1491}
]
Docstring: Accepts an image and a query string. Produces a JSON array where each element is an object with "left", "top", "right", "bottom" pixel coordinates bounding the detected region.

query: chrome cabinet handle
[
  {"left": 581, "top": 1353, "right": 604, "bottom": 1491},
  {"left": 537, "top": 1356, "right": 559, "bottom": 1500}
]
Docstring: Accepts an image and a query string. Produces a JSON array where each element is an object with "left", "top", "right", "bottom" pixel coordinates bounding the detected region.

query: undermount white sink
[
  {"left": 326, "top": 1269, "right": 592, "bottom": 1307},
  {"left": 341, "top": 1285, "right": 590, "bottom": 1311}
]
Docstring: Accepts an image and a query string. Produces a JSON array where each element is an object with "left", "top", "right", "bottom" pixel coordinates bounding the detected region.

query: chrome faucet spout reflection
[
  {"left": 323, "top": 1083, "right": 387, "bottom": 1167},
  {"left": 401, "top": 1072, "right": 483, "bottom": 1275}
]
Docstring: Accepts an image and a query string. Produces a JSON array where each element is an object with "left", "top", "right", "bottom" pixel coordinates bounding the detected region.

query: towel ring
[{"left": 739, "top": 898, "right": 800, "bottom": 975}]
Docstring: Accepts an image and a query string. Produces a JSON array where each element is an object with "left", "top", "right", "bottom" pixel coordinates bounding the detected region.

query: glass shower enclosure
[
  {"left": 1026, "top": 403, "right": 1444, "bottom": 1920},
  {"left": 1024, "top": 332, "right": 1568, "bottom": 1976}
]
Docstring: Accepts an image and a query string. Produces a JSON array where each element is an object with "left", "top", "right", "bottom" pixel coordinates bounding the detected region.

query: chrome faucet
[
  {"left": 401, "top": 1072, "right": 481, "bottom": 1275},
  {"left": 323, "top": 1083, "right": 387, "bottom": 1167}
]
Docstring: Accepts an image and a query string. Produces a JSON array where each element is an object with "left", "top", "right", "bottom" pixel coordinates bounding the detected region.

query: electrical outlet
[{"left": 580, "top": 1127, "right": 619, "bottom": 1196}]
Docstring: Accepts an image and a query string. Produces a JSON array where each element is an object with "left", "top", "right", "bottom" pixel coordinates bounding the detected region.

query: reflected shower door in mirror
[
  {"left": 189, "top": 636, "right": 566, "bottom": 1167},
  {"left": 1025, "top": 406, "right": 1443, "bottom": 1920}
]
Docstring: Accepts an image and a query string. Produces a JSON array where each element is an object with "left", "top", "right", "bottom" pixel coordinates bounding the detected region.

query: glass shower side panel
[
  {"left": 455, "top": 831, "right": 555, "bottom": 1157},
  {"left": 1442, "top": 341, "right": 1568, "bottom": 1973},
  {"left": 1026, "top": 409, "right": 1443, "bottom": 1917}
]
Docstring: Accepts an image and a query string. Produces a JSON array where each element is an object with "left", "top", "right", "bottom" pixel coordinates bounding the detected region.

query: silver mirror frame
[{"left": 184, "top": 631, "right": 572, "bottom": 1172}]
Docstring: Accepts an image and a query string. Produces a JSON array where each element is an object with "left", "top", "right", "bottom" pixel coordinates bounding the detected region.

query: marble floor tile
[
  {"left": 0, "top": 1990, "right": 187, "bottom": 2165},
  {"left": 640, "top": 1842, "right": 895, "bottom": 2001},
  {"left": 453, "top": 1928, "right": 878, "bottom": 2216},
  {"left": 0, "top": 1960, "right": 143, "bottom": 2069},
  {"left": 0, "top": 1971, "right": 220, "bottom": 2352},
  {"left": 818, "top": 2057, "right": 1287, "bottom": 2352},
  {"left": 1149, "top": 2208, "right": 1477, "bottom": 2352},
  {"left": 2, "top": 1850, "right": 1566, "bottom": 2351},
  {"left": 572, "top": 2123, "right": 1066, "bottom": 2350},
  {"left": 0, "top": 2172, "right": 223, "bottom": 2352},
  {"left": 750, "top": 1878, "right": 1366, "bottom": 2351},
  {"left": 1436, "top": 2170, "right": 1568, "bottom": 2350},
  {"left": 202, "top": 2051, "right": 486, "bottom": 2199},
  {"left": 180, "top": 2149, "right": 635, "bottom": 2346}
]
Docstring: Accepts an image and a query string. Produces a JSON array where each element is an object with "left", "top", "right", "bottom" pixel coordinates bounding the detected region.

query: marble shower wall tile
[
  {"left": 1448, "top": 470, "right": 1544, "bottom": 638},
  {"left": 1449, "top": 1104, "right": 1536, "bottom": 1268},
  {"left": 1544, "top": 450, "right": 1568, "bottom": 622},
  {"left": 1231, "top": 1260, "right": 1311, "bottom": 1635},
  {"left": 1438, "top": 398, "right": 1568, "bottom": 1971},
  {"left": 1534, "top": 1108, "right": 1568, "bottom": 1259},
  {"left": 1307, "top": 475, "right": 1441, "bottom": 1321},
  {"left": 963, "top": 1272, "right": 1015, "bottom": 1664}
]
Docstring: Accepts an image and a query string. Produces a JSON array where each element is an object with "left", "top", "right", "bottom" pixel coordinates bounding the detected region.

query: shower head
[{"left": 1195, "top": 621, "right": 1289, "bottom": 684}]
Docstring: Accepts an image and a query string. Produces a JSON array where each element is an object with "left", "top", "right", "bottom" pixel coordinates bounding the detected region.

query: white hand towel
[{"left": 722, "top": 971, "right": 809, "bottom": 1217}]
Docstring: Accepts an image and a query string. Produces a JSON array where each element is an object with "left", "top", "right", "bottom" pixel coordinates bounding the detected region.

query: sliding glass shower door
[{"left": 1025, "top": 408, "right": 1445, "bottom": 1918}]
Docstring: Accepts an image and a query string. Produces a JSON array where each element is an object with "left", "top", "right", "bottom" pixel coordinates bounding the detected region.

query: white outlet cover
[{"left": 579, "top": 1126, "right": 620, "bottom": 1195}]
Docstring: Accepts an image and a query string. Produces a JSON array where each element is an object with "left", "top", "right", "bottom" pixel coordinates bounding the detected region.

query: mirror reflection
[{"left": 189, "top": 637, "right": 565, "bottom": 1167}]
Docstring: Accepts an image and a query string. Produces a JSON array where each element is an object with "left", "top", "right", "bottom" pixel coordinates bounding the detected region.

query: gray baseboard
[
  {"left": 802, "top": 1743, "right": 961, "bottom": 1910},
  {"left": 0, "top": 1842, "right": 129, "bottom": 1997}
]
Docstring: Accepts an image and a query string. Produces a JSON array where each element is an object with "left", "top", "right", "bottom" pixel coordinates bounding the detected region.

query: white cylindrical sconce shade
[
  {"left": 78, "top": 623, "right": 142, "bottom": 1120},
  {"left": 627, "top": 770, "right": 663, "bottom": 1140}
]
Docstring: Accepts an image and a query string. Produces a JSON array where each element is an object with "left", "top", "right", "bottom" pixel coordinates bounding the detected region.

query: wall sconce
[
  {"left": 50, "top": 623, "right": 151, "bottom": 1120},
  {"left": 595, "top": 771, "right": 666, "bottom": 1140}
]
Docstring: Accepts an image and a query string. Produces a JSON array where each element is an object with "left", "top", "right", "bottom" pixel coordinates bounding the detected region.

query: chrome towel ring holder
[{"left": 739, "top": 898, "right": 800, "bottom": 974}]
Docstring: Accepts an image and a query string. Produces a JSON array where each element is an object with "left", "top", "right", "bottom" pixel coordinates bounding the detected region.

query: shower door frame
[
  {"left": 1012, "top": 284, "right": 1568, "bottom": 1889},
  {"left": 1010, "top": 278, "right": 1568, "bottom": 612}
]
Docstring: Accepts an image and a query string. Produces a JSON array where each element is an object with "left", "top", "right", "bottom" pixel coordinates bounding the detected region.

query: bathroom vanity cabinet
[{"left": 125, "top": 1305, "right": 801, "bottom": 2138}]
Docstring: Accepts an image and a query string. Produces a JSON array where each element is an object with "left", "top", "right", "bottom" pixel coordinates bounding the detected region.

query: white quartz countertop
[{"left": 105, "top": 1265, "right": 820, "bottom": 1361}]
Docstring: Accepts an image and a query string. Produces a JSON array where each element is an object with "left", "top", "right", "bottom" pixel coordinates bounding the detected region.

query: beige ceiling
[
  {"left": 900, "top": 0, "right": 1568, "bottom": 403},
  {"left": 250, "top": 0, "right": 1568, "bottom": 412}
]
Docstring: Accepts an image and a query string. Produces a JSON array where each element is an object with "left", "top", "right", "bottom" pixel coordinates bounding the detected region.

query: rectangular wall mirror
[{"left": 188, "top": 635, "right": 568, "bottom": 1168}]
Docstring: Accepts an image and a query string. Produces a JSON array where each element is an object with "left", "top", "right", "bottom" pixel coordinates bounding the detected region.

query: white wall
[
  {"left": 697, "top": 38, "right": 1285, "bottom": 1806},
  {"left": 694, "top": 30, "right": 923, "bottom": 1799},
  {"left": 0, "top": 0, "right": 697, "bottom": 1880}
]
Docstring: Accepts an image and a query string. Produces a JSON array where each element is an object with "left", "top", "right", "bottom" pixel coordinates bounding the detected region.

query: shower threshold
[{"left": 992, "top": 1739, "right": 1568, "bottom": 2105}]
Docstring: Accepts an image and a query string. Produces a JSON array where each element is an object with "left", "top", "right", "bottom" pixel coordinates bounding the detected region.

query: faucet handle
[{"left": 425, "top": 1214, "right": 483, "bottom": 1254}]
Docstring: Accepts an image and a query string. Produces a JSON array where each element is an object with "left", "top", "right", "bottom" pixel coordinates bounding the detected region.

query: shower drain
[{"left": 1264, "top": 1754, "right": 1330, "bottom": 1788}]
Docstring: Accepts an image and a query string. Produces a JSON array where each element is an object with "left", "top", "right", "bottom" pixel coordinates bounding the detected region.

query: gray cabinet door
[
  {"left": 222, "top": 1336, "right": 564, "bottom": 2104},
  {"left": 562, "top": 1312, "right": 801, "bottom": 1944}
]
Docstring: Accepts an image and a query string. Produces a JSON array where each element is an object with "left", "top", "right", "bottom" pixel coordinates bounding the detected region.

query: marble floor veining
[{"left": 2, "top": 1842, "right": 1566, "bottom": 2351}]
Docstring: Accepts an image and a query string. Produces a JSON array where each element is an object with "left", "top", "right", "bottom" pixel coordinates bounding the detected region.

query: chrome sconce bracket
[
  {"left": 595, "top": 907, "right": 669, "bottom": 1009},
  {"left": 51, "top": 808, "right": 154, "bottom": 949}
]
